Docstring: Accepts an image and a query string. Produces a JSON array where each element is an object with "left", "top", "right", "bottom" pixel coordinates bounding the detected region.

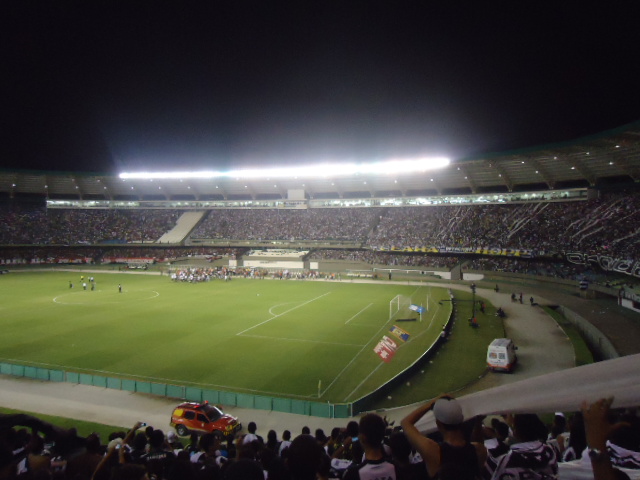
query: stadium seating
[{"left": 2, "top": 193, "right": 639, "bottom": 256}]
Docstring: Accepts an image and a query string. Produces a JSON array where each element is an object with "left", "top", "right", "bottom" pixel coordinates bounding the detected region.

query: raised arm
[
  {"left": 581, "top": 398, "right": 619, "bottom": 480},
  {"left": 400, "top": 397, "right": 442, "bottom": 478},
  {"left": 90, "top": 421, "right": 145, "bottom": 480}
]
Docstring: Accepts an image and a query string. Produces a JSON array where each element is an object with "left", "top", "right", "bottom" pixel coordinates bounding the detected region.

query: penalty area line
[
  {"left": 236, "top": 292, "right": 331, "bottom": 335},
  {"left": 318, "top": 309, "right": 396, "bottom": 398},
  {"left": 344, "top": 303, "right": 373, "bottom": 325},
  {"left": 342, "top": 302, "right": 443, "bottom": 401},
  {"left": 322, "top": 290, "right": 441, "bottom": 400}
]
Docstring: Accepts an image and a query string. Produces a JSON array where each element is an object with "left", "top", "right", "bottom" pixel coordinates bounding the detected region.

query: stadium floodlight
[
  {"left": 118, "top": 157, "right": 450, "bottom": 181},
  {"left": 119, "top": 171, "right": 224, "bottom": 180}
]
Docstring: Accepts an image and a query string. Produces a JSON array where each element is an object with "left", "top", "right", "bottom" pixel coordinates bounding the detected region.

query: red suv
[{"left": 170, "top": 401, "right": 241, "bottom": 437}]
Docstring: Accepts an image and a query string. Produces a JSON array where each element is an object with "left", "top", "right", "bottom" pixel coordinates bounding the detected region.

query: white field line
[
  {"left": 325, "top": 292, "right": 440, "bottom": 400},
  {"left": 240, "top": 334, "right": 365, "bottom": 347},
  {"left": 344, "top": 362, "right": 385, "bottom": 401},
  {"left": 342, "top": 302, "right": 443, "bottom": 402},
  {"left": 268, "top": 303, "right": 296, "bottom": 316},
  {"left": 319, "top": 308, "right": 399, "bottom": 398},
  {"left": 0, "top": 357, "right": 321, "bottom": 400},
  {"left": 393, "top": 301, "right": 441, "bottom": 347},
  {"left": 344, "top": 303, "right": 374, "bottom": 325},
  {"left": 236, "top": 292, "right": 331, "bottom": 336},
  {"left": 388, "top": 285, "right": 425, "bottom": 322}
]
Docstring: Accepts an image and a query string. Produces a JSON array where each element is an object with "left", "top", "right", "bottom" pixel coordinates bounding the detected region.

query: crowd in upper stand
[
  {"left": 0, "top": 192, "right": 639, "bottom": 260},
  {"left": 367, "top": 193, "right": 640, "bottom": 258},
  {"left": 191, "top": 209, "right": 379, "bottom": 242},
  {"left": 0, "top": 205, "right": 181, "bottom": 245},
  {"left": 1, "top": 395, "right": 637, "bottom": 479}
]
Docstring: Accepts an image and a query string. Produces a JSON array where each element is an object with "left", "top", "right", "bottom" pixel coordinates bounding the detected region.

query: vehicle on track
[
  {"left": 487, "top": 338, "right": 518, "bottom": 373},
  {"left": 170, "top": 401, "right": 241, "bottom": 437}
]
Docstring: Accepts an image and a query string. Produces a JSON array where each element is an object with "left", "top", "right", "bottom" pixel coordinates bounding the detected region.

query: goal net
[{"left": 389, "top": 294, "right": 413, "bottom": 321}]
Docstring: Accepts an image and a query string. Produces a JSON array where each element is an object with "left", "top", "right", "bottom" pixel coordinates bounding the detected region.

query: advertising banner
[{"left": 390, "top": 325, "right": 410, "bottom": 342}]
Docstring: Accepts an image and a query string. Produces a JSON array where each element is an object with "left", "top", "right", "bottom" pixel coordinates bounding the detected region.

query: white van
[{"left": 487, "top": 338, "right": 518, "bottom": 373}]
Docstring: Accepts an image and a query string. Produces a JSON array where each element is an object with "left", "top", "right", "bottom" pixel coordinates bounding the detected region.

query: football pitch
[{"left": 0, "top": 271, "right": 502, "bottom": 406}]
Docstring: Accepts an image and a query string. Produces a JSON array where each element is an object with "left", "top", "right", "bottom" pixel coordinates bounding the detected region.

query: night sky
[{"left": 2, "top": 2, "right": 640, "bottom": 174}]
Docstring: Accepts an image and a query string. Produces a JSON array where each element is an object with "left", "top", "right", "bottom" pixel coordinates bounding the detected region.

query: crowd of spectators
[
  {"left": 368, "top": 204, "right": 488, "bottom": 251},
  {"left": 536, "top": 194, "right": 640, "bottom": 260},
  {"left": 0, "top": 205, "right": 181, "bottom": 245},
  {"left": 2, "top": 192, "right": 640, "bottom": 268},
  {"left": 191, "top": 209, "right": 378, "bottom": 242},
  {"left": 170, "top": 267, "right": 220, "bottom": 283},
  {"left": 366, "top": 194, "right": 640, "bottom": 259},
  {"left": 0, "top": 203, "right": 50, "bottom": 245},
  {"left": 0, "top": 247, "right": 101, "bottom": 265},
  {"left": 1, "top": 395, "right": 637, "bottom": 479},
  {"left": 167, "top": 266, "right": 325, "bottom": 281},
  {"left": 309, "top": 250, "right": 459, "bottom": 269}
]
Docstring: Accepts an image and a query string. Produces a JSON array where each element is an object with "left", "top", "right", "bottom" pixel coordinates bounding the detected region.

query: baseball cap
[{"left": 433, "top": 398, "right": 464, "bottom": 425}]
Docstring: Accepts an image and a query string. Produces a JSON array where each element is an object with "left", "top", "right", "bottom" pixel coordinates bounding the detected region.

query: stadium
[
  {"left": 4, "top": 132, "right": 640, "bottom": 479},
  {"left": 2, "top": 121, "right": 640, "bottom": 477},
  {"left": 3, "top": 3, "right": 640, "bottom": 478}
]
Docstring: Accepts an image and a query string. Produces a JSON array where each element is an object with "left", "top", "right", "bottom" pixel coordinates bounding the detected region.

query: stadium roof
[{"left": 2, "top": 121, "right": 640, "bottom": 202}]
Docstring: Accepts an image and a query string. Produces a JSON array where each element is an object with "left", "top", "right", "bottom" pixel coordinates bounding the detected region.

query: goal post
[
  {"left": 389, "top": 293, "right": 429, "bottom": 322},
  {"left": 389, "top": 294, "right": 412, "bottom": 321}
]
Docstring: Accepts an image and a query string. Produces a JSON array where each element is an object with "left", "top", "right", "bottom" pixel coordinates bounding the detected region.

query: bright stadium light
[
  {"left": 119, "top": 171, "right": 224, "bottom": 180},
  {"left": 118, "top": 157, "right": 450, "bottom": 180}
]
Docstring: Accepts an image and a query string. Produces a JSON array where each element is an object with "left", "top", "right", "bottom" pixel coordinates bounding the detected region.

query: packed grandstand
[
  {"left": 0, "top": 192, "right": 639, "bottom": 284},
  {"left": 2, "top": 126, "right": 640, "bottom": 480}
]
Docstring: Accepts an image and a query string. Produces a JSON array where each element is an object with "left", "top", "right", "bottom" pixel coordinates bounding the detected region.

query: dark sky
[{"left": 2, "top": 2, "right": 640, "bottom": 174}]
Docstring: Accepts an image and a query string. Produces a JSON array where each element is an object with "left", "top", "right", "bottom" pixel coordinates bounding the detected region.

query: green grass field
[
  {"left": 0, "top": 271, "right": 491, "bottom": 405},
  {"left": 542, "top": 306, "right": 594, "bottom": 366}
]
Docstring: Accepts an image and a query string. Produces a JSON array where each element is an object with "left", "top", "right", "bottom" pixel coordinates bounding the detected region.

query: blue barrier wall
[{"left": 0, "top": 364, "right": 351, "bottom": 418}]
